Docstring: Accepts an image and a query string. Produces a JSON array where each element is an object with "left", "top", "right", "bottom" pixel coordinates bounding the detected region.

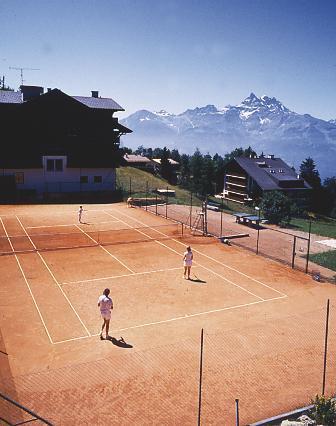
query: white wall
[{"left": 2, "top": 168, "right": 116, "bottom": 195}]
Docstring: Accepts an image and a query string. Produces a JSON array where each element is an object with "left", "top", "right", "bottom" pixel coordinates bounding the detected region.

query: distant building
[
  {"left": 0, "top": 86, "right": 131, "bottom": 200},
  {"left": 122, "top": 154, "right": 154, "bottom": 171},
  {"left": 224, "top": 155, "right": 311, "bottom": 204}
]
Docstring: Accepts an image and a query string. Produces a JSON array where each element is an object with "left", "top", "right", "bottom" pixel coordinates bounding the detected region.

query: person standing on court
[
  {"left": 78, "top": 206, "right": 83, "bottom": 223},
  {"left": 98, "top": 288, "right": 113, "bottom": 340},
  {"left": 183, "top": 246, "right": 193, "bottom": 279}
]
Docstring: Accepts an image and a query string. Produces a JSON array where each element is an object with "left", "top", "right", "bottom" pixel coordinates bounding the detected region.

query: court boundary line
[
  {"left": 52, "top": 295, "right": 286, "bottom": 344},
  {"left": 0, "top": 218, "right": 53, "bottom": 344},
  {"left": 113, "top": 209, "right": 287, "bottom": 298},
  {"left": 26, "top": 220, "right": 120, "bottom": 229},
  {"left": 105, "top": 210, "right": 281, "bottom": 300},
  {"left": 16, "top": 216, "right": 91, "bottom": 337},
  {"left": 61, "top": 266, "right": 191, "bottom": 286},
  {"left": 74, "top": 224, "right": 135, "bottom": 273}
]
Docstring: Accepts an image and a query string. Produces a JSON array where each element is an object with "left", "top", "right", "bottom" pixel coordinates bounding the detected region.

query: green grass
[
  {"left": 289, "top": 217, "right": 336, "bottom": 238},
  {"left": 309, "top": 250, "right": 336, "bottom": 273},
  {"left": 116, "top": 167, "right": 203, "bottom": 206}
]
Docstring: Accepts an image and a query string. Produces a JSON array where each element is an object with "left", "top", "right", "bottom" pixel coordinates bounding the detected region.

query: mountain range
[{"left": 120, "top": 93, "right": 336, "bottom": 179}]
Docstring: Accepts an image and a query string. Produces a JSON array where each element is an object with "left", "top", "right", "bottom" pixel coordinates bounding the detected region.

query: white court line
[
  {"left": 114, "top": 209, "right": 287, "bottom": 298},
  {"left": 61, "top": 266, "right": 189, "bottom": 286},
  {"left": 26, "top": 220, "right": 121, "bottom": 229},
  {"left": 107, "top": 210, "right": 268, "bottom": 300},
  {"left": 0, "top": 218, "right": 53, "bottom": 344},
  {"left": 16, "top": 216, "right": 91, "bottom": 337},
  {"left": 74, "top": 224, "right": 134, "bottom": 273},
  {"left": 52, "top": 295, "right": 287, "bottom": 345}
]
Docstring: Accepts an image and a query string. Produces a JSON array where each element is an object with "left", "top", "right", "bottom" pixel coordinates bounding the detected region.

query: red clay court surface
[{"left": 1, "top": 203, "right": 336, "bottom": 425}]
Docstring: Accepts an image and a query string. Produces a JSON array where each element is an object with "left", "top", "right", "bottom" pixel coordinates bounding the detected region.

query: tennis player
[
  {"left": 183, "top": 246, "right": 193, "bottom": 280},
  {"left": 78, "top": 206, "right": 83, "bottom": 223},
  {"left": 98, "top": 288, "right": 113, "bottom": 340}
]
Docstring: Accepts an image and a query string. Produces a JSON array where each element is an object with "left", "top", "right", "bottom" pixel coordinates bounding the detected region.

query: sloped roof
[
  {"left": 72, "top": 96, "right": 124, "bottom": 111},
  {"left": 123, "top": 154, "right": 152, "bottom": 163},
  {"left": 152, "top": 158, "right": 179, "bottom": 165},
  {"left": 234, "top": 157, "right": 311, "bottom": 190},
  {"left": 0, "top": 90, "right": 22, "bottom": 103}
]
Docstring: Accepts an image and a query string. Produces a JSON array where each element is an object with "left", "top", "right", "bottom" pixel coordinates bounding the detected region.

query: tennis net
[{"left": 0, "top": 223, "right": 183, "bottom": 255}]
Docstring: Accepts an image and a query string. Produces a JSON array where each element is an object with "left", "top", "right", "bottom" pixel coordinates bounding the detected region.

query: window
[
  {"left": 80, "top": 176, "right": 88, "bottom": 184},
  {"left": 46, "top": 158, "right": 63, "bottom": 172},
  {"left": 15, "top": 172, "right": 24, "bottom": 184},
  {"left": 94, "top": 176, "right": 102, "bottom": 183}
]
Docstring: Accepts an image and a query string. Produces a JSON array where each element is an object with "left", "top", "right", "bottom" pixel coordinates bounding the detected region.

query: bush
[
  {"left": 310, "top": 394, "right": 336, "bottom": 425},
  {"left": 260, "top": 191, "right": 293, "bottom": 225}
]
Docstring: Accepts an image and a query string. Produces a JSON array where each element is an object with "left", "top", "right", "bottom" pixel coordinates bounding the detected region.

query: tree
[
  {"left": 179, "top": 154, "right": 190, "bottom": 185},
  {"left": 200, "top": 154, "right": 214, "bottom": 195},
  {"left": 260, "top": 191, "right": 293, "bottom": 225},
  {"left": 160, "top": 147, "right": 173, "bottom": 182},
  {"left": 213, "top": 153, "right": 225, "bottom": 193},
  {"left": 224, "top": 146, "right": 257, "bottom": 165},
  {"left": 189, "top": 148, "right": 204, "bottom": 194},
  {"left": 323, "top": 176, "right": 336, "bottom": 217},
  {"left": 300, "top": 157, "right": 321, "bottom": 189},
  {"left": 170, "top": 149, "right": 181, "bottom": 163}
]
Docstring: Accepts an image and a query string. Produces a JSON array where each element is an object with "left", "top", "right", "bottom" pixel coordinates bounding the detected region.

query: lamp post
[{"left": 255, "top": 206, "right": 261, "bottom": 255}]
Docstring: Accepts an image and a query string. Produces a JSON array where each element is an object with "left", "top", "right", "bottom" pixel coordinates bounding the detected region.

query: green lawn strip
[
  {"left": 309, "top": 250, "right": 336, "bottom": 272},
  {"left": 289, "top": 217, "right": 336, "bottom": 239}
]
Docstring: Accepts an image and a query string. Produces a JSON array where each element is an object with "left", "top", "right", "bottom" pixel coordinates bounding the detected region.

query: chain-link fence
[
  {"left": 117, "top": 178, "right": 336, "bottom": 282},
  {"left": 1, "top": 302, "right": 336, "bottom": 425}
]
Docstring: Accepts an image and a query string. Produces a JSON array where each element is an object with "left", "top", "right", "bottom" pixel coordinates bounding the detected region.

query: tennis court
[{"left": 1, "top": 203, "right": 336, "bottom": 425}]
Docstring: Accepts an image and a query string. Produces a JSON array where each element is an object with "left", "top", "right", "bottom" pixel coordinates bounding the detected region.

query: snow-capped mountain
[{"left": 121, "top": 93, "right": 336, "bottom": 178}]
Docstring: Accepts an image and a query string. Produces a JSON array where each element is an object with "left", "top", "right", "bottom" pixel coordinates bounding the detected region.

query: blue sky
[{"left": 1, "top": 0, "right": 336, "bottom": 119}]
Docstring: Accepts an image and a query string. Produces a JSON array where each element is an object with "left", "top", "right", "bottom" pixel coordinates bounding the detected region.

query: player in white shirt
[
  {"left": 98, "top": 288, "right": 113, "bottom": 340},
  {"left": 183, "top": 246, "right": 193, "bottom": 280},
  {"left": 78, "top": 206, "right": 83, "bottom": 223}
]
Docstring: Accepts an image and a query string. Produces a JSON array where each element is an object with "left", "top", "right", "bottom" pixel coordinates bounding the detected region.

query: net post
[
  {"left": 197, "top": 328, "right": 204, "bottom": 426},
  {"left": 322, "top": 298, "right": 330, "bottom": 395},
  {"left": 146, "top": 181, "right": 148, "bottom": 211},
  {"left": 291, "top": 235, "right": 296, "bottom": 268},
  {"left": 305, "top": 220, "right": 312, "bottom": 273},
  {"left": 156, "top": 193, "right": 158, "bottom": 215},
  {"left": 235, "top": 399, "right": 240, "bottom": 426}
]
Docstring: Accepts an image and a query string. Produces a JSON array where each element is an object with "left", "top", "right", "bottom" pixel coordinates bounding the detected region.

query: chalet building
[
  {"left": 122, "top": 154, "right": 155, "bottom": 171},
  {"left": 0, "top": 86, "right": 131, "bottom": 200},
  {"left": 224, "top": 155, "right": 311, "bottom": 204}
]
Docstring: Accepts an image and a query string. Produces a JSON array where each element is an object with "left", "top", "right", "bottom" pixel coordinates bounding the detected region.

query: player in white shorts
[
  {"left": 183, "top": 246, "right": 193, "bottom": 280},
  {"left": 98, "top": 288, "right": 113, "bottom": 340}
]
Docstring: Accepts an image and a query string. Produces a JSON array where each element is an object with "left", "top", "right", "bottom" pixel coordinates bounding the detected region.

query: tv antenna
[{"left": 9, "top": 66, "right": 40, "bottom": 85}]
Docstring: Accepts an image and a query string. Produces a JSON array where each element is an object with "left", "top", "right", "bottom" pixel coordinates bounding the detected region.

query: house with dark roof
[
  {"left": 0, "top": 86, "right": 131, "bottom": 200},
  {"left": 224, "top": 155, "right": 311, "bottom": 204}
]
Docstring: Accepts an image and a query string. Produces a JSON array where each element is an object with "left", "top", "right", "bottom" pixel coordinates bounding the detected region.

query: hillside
[{"left": 116, "top": 167, "right": 201, "bottom": 206}]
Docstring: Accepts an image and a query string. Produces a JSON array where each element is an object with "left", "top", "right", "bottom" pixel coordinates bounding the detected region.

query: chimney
[
  {"left": 91, "top": 90, "right": 99, "bottom": 98},
  {"left": 20, "top": 85, "right": 44, "bottom": 101},
  {"left": 47, "top": 88, "right": 52, "bottom": 92}
]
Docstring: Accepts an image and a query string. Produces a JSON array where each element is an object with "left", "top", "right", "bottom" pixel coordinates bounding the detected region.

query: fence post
[
  {"left": 235, "top": 398, "right": 240, "bottom": 426},
  {"left": 129, "top": 177, "right": 132, "bottom": 197},
  {"left": 220, "top": 196, "right": 223, "bottom": 237},
  {"left": 146, "top": 181, "right": 148, "bottom": 211},
  {"left": 190, "top": 192, "right": 193, "bottom": 228},
  {"left": 305, "top": 220, "right": 312, "bottom": 273},
  {"left": 322, "top": 299, "right": 330, "bottom": 395},
  {"left": 156, "top": 193, "right": 158, "bottom": 215},
  {"left": 198, "top": 328, "right": 204, "bottom": 426},
  {"left": 291, "top": 236, "right": 296, "bottom": 268},
  {"left": 166, "top": 186, "right": 168, "bottom": 219}
]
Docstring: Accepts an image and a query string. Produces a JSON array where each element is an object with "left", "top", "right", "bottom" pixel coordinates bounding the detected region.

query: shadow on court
[
  {"left": 188, "top": 275, "right": 206, "bottom": 284},
  {"left": 106, "top": 336, "right": 133, "bottom": 348}
]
